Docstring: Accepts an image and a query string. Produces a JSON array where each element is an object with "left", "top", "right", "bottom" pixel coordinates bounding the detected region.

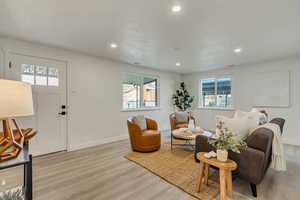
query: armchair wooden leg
[
  {"left": 250, "top": 183, "right": 257, "bottom": 197},
  {"left": 171, "top": 132, "right": 173, "bottom": 150}
]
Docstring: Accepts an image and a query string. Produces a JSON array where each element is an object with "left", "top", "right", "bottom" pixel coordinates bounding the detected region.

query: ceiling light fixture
[
  {"left": 110, "top": 43, "right": 118, "bottom": 49},
  {"left": 172, "top": 5, "right": 182, "bottom": 13},
  {"left": 234, "top": 48, "right": 242, "bottom": 53},
  {"left": 175, "top": 62, "right": 181, "bottom": 67}
]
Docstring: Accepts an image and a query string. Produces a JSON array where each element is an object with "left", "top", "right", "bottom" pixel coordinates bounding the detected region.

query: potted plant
[
  {"left": 208, "top": 121, "right": 247, "bottom": 162},
  {"left": 172, "top": 82, "right": 194, "bottom": 112}
]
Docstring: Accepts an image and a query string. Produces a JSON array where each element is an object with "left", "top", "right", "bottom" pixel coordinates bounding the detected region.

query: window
[
  {"left": 122, "top": 73, "right": 159, "bottom": 110},
  {"left": 200, "top": 78, "right": 232, "bottom": 108},
  {"left": 21, "top": 64, "right": 59, "bottom": 87}
]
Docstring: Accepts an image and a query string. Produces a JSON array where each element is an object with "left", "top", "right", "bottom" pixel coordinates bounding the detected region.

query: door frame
[
  {"left": 0, "top": 47, "right": 5, "bottom": 78},
  {"left": 3, "top": 49, "right": 71, "bottom": 153}
]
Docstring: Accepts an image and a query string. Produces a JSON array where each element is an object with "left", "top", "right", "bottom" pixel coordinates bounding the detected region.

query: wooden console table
[
  {"left": 0, "top": 141, "right": 32, "bottom": 200},
  {"left": 197, "top": 152, "right": 237, "bottom": 200}
]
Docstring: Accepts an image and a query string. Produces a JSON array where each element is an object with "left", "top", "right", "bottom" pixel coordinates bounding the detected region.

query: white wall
[
  {"left": 182, "top": 57, "right": 300, "bottom": 146},
  {"left": 0, "top": 47, "right": 3, "bottom": 77},
  {"left": 0, "top": 37, "right": 181, "bottom": 151}
]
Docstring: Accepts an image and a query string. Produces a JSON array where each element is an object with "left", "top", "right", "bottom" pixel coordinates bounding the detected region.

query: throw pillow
[
  {"left": 234, "top": 108, "right": 268, "bottom": 128},
  {"left": 216, "top": 115, "right": 256, "bottom": 141},
  {"left": 132, "top": 115, "right": 147, "bottom": 130},
  {"left": 175, "top": 111, "right": 189, "bottom": 123}
]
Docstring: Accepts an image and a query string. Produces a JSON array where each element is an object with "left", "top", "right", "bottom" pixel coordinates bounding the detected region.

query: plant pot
[{"left": 217, "top": 150, "right": 228, "bottom": 162}]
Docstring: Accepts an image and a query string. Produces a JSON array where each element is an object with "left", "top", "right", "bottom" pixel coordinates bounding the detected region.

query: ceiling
[{"left": 0, "top": 0, "right": 300, "bottom": 74}]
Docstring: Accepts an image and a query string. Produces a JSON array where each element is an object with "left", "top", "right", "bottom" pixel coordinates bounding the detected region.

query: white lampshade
[{"left": 0, "top": 79, "right": 34, "bottom": 118}]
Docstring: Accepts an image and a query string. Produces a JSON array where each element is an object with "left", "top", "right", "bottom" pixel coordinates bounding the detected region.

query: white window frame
[
  {"left": 198, "top": 76, "right": 234, "bottom": 110},
  {"left": 121, "top": 72, "right": 160, "bottom": 111}
]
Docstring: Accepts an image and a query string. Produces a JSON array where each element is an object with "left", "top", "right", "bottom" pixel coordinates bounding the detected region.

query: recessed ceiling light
[
  {"left": 110, "top": 43, "right": 118, "bottom": 49},
  {"left": 175, "top": 62, "right": 181, "bottom": 67},
  {"left": 234, "top": 48, "right": 242, "bottom": 53},
  {"left": 172, "top": 5, "right": 182, "bottom": 13}
]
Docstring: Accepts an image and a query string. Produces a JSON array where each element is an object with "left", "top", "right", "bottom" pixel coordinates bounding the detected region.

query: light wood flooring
[{"left": 1, "top": 137, "right": 300, "bottom": 200}]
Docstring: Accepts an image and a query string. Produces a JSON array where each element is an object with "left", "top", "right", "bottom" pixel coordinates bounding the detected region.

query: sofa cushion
[
  {"left": 132, "top": 115, "right": 147, "bottom": 130},
  {"left": 216, "top": 115, "right": 256, "bottom": 141},
  {"left": 175, "top": 111, "right": 189, "bottom": 123}
]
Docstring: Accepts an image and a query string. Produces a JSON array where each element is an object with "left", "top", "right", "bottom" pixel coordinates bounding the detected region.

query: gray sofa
[{"left": 194, "top": 118, "right": 285, "bottom": 197}]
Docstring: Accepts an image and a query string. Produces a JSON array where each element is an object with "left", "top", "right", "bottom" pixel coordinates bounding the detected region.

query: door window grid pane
[
  {"left": 48, "top": 67, "right": 59, "bottom": 86},
  {"left": 21, "top": 64, "right": 59, "bottom": 87},
  {"left": 21, "top": 64, "right": 35, "bottom": 84},
  {"left": 35, "top": 66, "right": 47, "bottom": 86}
]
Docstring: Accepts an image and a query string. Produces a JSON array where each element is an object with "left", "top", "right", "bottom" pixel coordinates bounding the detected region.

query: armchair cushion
[
  {"left": 175, "top": 111, "right": 189, "bottom": 123},
  {"left": 141, "top": 130, "right": 161, "bottom": 146},
  {"left": 132, "top": 115, "right": 147, "bottom": 130},
  {"left": 175, "top": 123, "right": 188, "bottom": 129}
]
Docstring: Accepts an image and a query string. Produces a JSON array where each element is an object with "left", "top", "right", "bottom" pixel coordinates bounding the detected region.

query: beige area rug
[{"left": 125, "top": 143, "right": 219, "bottom": 200}]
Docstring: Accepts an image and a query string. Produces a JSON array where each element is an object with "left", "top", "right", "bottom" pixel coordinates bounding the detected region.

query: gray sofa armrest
[
  {"left": 230, "top": 147, "right": 266, "bottom": 184},
  {"left": 194, "top": 135, "right": 214, "bottom": 162},
  {"left": 246, "top": 128, "right": 274, "bottom": 153}
]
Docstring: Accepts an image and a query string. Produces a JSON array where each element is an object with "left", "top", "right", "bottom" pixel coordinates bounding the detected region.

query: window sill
[
  {"left": 198, "top": 107, "right": 235, "bottom": 111},
  {"left": 121, "top": 107, "right": 161, "bottom": 112}
]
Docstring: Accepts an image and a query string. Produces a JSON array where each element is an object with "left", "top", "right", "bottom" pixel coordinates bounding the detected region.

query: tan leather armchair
[
  {"left": 169, "top": 113, "right": 196, "bottom": 131},
  {"left": 127, "top": 117, "right": 161, "bottom": 152}
]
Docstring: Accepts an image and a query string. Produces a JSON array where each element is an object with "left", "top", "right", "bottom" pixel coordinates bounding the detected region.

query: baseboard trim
[
  {"left": 161, "top": 129, "right": 171, "bottom": 135},
  {"left": 283, "top": 138, "right": 300, "bottom": 146},
  {"left": 68, "top": 134, "right": 128, "bottom": 151}
]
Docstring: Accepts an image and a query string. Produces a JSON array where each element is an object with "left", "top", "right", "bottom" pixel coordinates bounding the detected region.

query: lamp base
[{"left": 0, "top": 118, "right": 37, "bottom": 162}]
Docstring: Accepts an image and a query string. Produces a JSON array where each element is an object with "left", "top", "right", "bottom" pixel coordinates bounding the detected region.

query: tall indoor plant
[
  {"left": 209, "top": 121, "right": 247, "bottom": 162},
  {"left": 172, "top": 82, "right": 194, "bottom": 111}
]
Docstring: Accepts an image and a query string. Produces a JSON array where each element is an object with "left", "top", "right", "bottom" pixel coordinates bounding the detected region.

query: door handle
[{"left": 58, "top": 111, "right": 67, "bottom": 116}]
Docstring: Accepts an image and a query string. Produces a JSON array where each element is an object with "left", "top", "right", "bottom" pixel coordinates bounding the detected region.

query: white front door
[{"left": 4, "top": 53, "right": 67, "bottom": 156}]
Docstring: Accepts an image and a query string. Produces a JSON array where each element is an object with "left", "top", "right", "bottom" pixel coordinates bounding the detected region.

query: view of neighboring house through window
[
  {"left": 200, "top": 78, "right": 232, "bottom": 108},
  {"left": 143, "top": 77, "right": 157, "bottom": 107},
  {"left": 122, "top": 73, "right": 159, "bottom": 110}
]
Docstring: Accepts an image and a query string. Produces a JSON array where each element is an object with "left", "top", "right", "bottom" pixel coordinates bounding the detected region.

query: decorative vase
[
  {"left": 188, "top": 119, "right": 195, "bottom": 129},
  {"left": 217, "top": 150, "right": 228, "bottom": 162}
]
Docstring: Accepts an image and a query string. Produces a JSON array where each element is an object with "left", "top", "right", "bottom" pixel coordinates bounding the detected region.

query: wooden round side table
[{"left": 196, "top": 152, "right": 237, "bottom": 200}]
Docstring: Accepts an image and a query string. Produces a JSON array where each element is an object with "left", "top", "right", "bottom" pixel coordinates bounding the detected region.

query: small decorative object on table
[
  {"left": 204, "top": 151, "right": 217, "bottom": 159},
  {"left": 208, "top": 121, "right": 247, "bottom": 162}
]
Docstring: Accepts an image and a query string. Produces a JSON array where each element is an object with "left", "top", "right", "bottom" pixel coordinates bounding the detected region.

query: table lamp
[{"left": 0, "top": 79, "right": 37, "bottom": 162}]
